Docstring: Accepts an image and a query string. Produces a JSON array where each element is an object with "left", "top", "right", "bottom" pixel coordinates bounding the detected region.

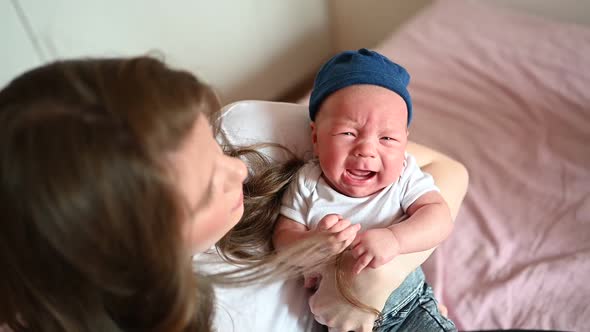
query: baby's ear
[{"left": 310, "top": 122, "right": 319, "bottom": 155}]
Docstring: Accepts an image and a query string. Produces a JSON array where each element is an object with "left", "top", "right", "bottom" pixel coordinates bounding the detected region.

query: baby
[{"left": 273, "top": 49, "right": 456, "bottom": 331}]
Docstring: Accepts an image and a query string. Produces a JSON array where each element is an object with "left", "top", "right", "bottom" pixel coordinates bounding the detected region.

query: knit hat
[{"left": 309, "top": 48, "right": 413, "bottom": 125}]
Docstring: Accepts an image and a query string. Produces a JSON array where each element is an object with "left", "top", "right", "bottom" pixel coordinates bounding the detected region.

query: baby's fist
[
  {"left": 316, "top": 214, "right": 360, "bottom": 255},
  {"left": 350, "top": 228, "right": 400, "bottom": 274}
]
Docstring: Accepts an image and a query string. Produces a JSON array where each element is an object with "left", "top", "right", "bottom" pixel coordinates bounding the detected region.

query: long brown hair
[
  {"left": 216, "top": 143, "right": 304, "bottom": 262},
  {"left": 0, "top": 57, "right": 217, "bottom": 331}
]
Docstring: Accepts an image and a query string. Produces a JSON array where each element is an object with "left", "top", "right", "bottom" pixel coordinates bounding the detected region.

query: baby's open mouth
[{"left": 346, "top": 169, "right": 376, "bottom": 180}]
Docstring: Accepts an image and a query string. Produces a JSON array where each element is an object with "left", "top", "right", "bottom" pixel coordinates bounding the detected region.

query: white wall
[
  {"left": 1, "top": 1, "right": 43, "bottom": 88},
  {"left": 2, "top": 0, "right": 332, "bottom": 104},
  {"left": 3, "top": 0, "right": 589, "bottom": 103},
  {"left": 328, "top": 0, "right": 432, "bottom": 52}
]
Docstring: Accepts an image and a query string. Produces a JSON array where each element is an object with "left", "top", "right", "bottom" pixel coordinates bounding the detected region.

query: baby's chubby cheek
[{"left": 383, "top": 157, "right": 405, "bottom": 180}]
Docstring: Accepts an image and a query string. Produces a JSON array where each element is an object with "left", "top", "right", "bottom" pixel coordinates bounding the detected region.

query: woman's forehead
[{"left": 170, "top": 114, "right": 217, "bottom": 202}]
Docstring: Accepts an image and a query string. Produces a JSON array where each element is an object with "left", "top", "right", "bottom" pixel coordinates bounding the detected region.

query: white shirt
[
  {"left": 280, "top": 153, "right": 438, "bottom": 230},
  {"left": 194, "top": 252, "right": 321, "bottom": 332}
]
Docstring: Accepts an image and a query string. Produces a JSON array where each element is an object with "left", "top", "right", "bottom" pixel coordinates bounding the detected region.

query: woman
[
  {"left": 0, "top": 57, "right": 246, "bottom": 331},
  {"left": 0, "top": 57, "right": 467, "bottom": 331}
]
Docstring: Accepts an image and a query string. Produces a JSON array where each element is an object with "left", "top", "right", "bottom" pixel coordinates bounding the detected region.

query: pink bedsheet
[{"left": 371, "top": 0, "right": 590, "bottom": 330}]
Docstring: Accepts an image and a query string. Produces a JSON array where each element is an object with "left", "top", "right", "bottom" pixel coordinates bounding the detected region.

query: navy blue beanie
[{"left": 309, "top": 48, "right": 413, "bottom": 125}]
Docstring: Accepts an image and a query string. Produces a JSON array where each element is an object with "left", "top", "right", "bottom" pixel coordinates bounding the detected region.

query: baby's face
[{"left": 312, "top": 85, "right": 408, "bottom": 198}]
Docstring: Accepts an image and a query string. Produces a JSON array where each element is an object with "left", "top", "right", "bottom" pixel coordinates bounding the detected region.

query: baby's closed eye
[{"left": 332, "top": 131, "right": 356, "bottom": 137}]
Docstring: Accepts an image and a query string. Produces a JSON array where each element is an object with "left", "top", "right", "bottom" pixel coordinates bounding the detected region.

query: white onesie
[{"left": 280, "top": 153, "right": 438, "bottom": 230}]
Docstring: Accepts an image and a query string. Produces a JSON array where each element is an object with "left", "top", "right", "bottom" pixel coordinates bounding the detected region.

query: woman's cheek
[{"left": 185, "top": 207, "right": 230, "bottom": 253}]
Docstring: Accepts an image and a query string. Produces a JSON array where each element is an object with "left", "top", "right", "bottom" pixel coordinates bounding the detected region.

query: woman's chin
[{"left": 230, "top": 204, "right": 245, "bottom": 226}]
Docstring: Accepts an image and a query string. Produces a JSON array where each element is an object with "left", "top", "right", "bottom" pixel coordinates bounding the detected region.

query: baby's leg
[{"left": 396, "top": 283, "right": 456, "bottom": 332}]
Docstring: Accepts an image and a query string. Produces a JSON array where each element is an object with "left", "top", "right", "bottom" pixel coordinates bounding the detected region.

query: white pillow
[{"left": 219, "top": 100, "right": 313, "bottom": 162}]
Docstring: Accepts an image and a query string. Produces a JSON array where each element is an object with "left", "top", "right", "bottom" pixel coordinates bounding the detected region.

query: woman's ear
[{"left": 310, "top": 122, "right": 319, "bottom": 156}]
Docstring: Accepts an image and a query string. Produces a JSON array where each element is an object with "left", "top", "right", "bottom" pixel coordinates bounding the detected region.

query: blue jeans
[{"left": 373, "top": 268, "right": 456, "bottom": 332}]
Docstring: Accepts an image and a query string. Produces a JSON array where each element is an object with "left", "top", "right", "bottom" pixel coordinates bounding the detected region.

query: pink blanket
[{"left": 369, "top": 0, "right": 590, "bottom": 330}]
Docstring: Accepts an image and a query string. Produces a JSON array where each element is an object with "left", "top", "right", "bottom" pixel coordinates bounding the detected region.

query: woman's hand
[
  {"left": 307, "top": 250, "right": 382, "bottom": 331},
  {"left": 308, "top": 249, "right": 428, "bottom": 331}
]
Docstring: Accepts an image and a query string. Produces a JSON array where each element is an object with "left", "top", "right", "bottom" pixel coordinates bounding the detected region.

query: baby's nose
[{"left": 353, "top": 141, "right": 376, "bottom": 158}]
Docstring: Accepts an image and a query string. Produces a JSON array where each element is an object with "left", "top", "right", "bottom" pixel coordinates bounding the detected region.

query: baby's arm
[
  {"left": 272, "top": 216, "right": 310, "bottom": 250},
  {"left": 273, "top": 214, "right": 360, "bottom": 260},
  {"left": 349, "top": 191, "right": 452, "bottom": 274},
  {"left": 389, "top": 191, "right": 453, "bottom": 254}
]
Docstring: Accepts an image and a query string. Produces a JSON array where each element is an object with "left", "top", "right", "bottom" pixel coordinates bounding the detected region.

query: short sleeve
[
  {"left": 279, "top": 163, "right": 317, "bottom": 226},
  {"left": 399, "top": 153, "right": 440, "bottom": 211}
]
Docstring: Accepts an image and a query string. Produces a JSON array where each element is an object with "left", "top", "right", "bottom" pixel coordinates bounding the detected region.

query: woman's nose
[{"left": 224, "top": 155, "right": 248, "bottom": 187}]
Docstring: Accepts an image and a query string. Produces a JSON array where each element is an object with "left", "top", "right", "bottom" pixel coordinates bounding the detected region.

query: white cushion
[{"left": 220, "top": 100, "right": 313, "bottom": 161}]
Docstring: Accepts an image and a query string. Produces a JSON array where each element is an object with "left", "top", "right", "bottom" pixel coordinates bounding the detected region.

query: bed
[
  {"left": 367, "top": 1, "right": 590, "bottom": 330},
  {"left": 206, "top": 0, "right": 590, "bottom": 331}
]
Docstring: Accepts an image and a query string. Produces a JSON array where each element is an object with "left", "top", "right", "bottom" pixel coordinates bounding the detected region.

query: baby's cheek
[
  {"left": 385, "top": 155, "right": 406, "bottom": 180},
  {"left": 394, "top": 163, "right": 405, "bottom": 178}
]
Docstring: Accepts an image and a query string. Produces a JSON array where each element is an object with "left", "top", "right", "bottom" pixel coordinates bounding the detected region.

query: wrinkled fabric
[{"left": 373, "top": 0, "right": 590, "bottom": 330}]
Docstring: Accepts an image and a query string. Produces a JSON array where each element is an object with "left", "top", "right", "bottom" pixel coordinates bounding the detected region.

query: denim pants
[{"left": 373, "top": 268, "right": 457, "bottom": 332}]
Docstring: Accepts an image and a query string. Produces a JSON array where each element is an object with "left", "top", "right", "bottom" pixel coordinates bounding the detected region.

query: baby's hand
[
  {"left": 314, "top": 214, "right": 360, "bottom": 257},
  {"left": 350, "top": 228, "right": 400, "bottom": 274}
]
